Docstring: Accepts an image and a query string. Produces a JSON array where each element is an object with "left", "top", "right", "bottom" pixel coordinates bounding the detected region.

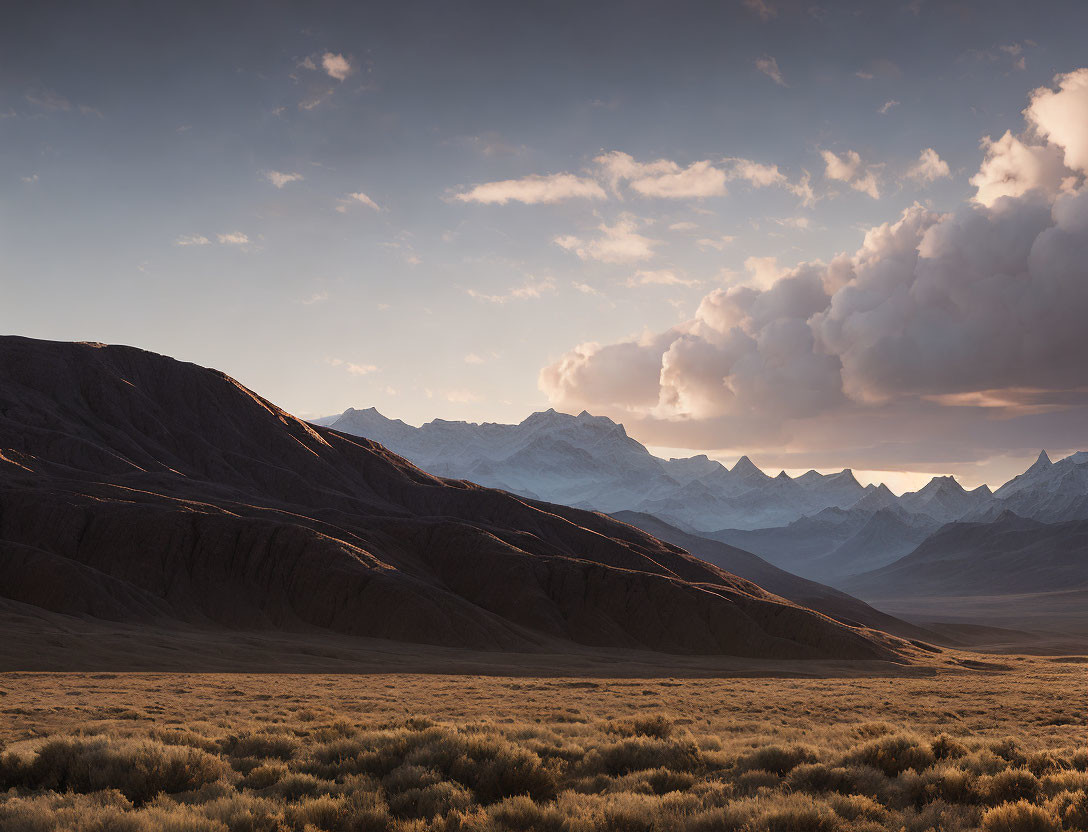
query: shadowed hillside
[{"left": 0, "top": 336, "right": 911, "bottom": 663}]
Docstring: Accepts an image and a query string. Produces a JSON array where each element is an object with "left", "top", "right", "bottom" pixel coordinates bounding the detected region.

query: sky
[{"left": 3, "top": 0, "right": 1088, "bottom": 490}]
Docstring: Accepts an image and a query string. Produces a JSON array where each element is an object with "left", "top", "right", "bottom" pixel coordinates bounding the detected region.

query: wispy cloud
[
  {"left": 466, "top": 275, "right": 556, "bottom": 304},
  {"left": 625, "top": 269, "right": 699, "bottom": 288},
  {"left": 217, "top": 231, "right": 250, "bottom": 246},
  {"left": 756, "top": 55, "right": 786, "bottom": 86},
  {"left": 878, "top": 99, "right": 900, "bottom": 114},
  {"left": 327, "top": 357, "right": 378, "bottom": 375},
  {"left": 336, "top": 191, "right": 381, "bottom": 212},
  {"left": 446, "top": 390, "right": 480, "bottom": 403},
  {"left": 454, "top": 173, "right": 606, "bottom": 205},
  {"left": 743, "top": 0, "right": 777, "bottom": 21},
  {"left": 301, "top": 291, "right": 329, "bottom": 305},
  {"left": 174, "top": 234, "right": 211, "bottom": 247}
]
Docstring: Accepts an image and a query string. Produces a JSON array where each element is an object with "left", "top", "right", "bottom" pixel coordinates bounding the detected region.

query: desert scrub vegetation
[{"left": 0, "top": 662, "right": 1082, "bottom": 830}]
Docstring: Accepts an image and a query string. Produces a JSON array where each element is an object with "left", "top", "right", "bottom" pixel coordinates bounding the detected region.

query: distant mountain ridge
[
  {"left": 318, "top": 406, "right": 1088, "bottom": 535},
  {"left": 321, "top": 407, "right": 879, "bottom": 530}
]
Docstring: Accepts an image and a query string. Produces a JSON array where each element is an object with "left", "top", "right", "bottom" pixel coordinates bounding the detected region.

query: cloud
[
  {"left": 743, "top": 0, "right": 777, "bottom": 20},
  {"left": 539, "top": 69, "right": 1088, "bottom": 470},
  {"left": 1025, "top": 68, "right": 1088, "bottom": 175},
  {"left": 668, "top": 221, "right": 699, "bottom": 231},
  {"left": 25, "top": 88, "right": 70, "bottom": 111},
  {"left": 446, "top": 390, "right": 481, "bottom": 403},
  {"left": 301, "top": 291, "right": 329, "bottom": 305},
  {"left": 554, "top": 215, "right": 660, "bottom": 263},
  {"left": 21, "top": 174, "right": 38, "bottom": 184},
  {"left": 593, "top": 152, "right": 727, "bottom": 199},
  {"left": 321, "top": 52, "right": 353, "bottom": 81},
  {"left": 337, "top": 191, "right": 381, "bottom": 212},
  {"left": 467, "top": 275, "right": 556, "bottom": 304},
  {"left": 263, "top": 170, "right": 304, "bottom": 188},
  {"left": 217, "top": 232, "right": 250, "bottom": 246},
  {"left": 327, "top": 358, "right": 378, "bottom": 375},
  {"left": 696, "top": 235, "right": 735, "bottom": 251},
  {"left": 464, "top": 353, "right": 485, "bottom": 364},
  {"left": 907, "top": 148, "right": 951, "bottom": 183},
  {"left": 878, "top": 100, "right": 899, "bottom": 114},
  {"left": 625, "top": 269, "right": 699, "bottom": 288},
  {"left": 454, "top": 173, "right": 607, "bottom": 205},
  {"left": 572, "top": 281, "right": 604, "bottom": 296},
  {"left": 755, "top": 55, "right": 786, "bottom": 86},
  {"left": 969, "top": 131, "right": 1068, "bottom": 207},
  {"left": 726, "top": 158, "right": 787, "bottom": 187},
  {"left": 821, "top": 149, "right": 881, "bottom": 198},
  {"left": 174, "top": 234, "right": 211, "bottom": 246}
]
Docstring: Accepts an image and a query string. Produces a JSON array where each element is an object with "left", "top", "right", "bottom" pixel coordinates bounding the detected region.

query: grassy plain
[{"left": 1, "top": 657, "right": 1085, "bottom": 831}]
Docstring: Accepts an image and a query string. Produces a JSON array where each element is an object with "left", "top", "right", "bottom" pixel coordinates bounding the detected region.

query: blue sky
[{"left": 3, "top": 0, "right": 1088, "bottom": 487}]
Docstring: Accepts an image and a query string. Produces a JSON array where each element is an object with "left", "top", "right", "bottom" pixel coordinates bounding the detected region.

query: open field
[{"left": 2, "top": 657, "right": 1085, "bottom": 831}]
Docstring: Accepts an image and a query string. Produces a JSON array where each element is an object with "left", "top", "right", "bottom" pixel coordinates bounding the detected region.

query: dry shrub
[
  {"left": 0, "top": 790, "right": 142, "bottom": 832},
  {"left": 578, "top": 736, "right": 702, "bottom": 778},
  {"left": 1041, "top": 769, "right": 1088, "bottom": 797},
  {"left": 1047, "top": 789, "right": 1088, "bottom": 829},
  {"left": 21, "top": 736, "right": 227, "bottom": 804},
  {"left": 897, "top": 764, "right": 978, "bottom": 807},
  {"left": 388, "top": 780, "right": 476, "bottom": 820},
  {"left": 752, "top": 793, "right": 841, "bottom": 832},
  {"left": 611, "top": 766, "right": 697, "bottom": 795},
  {"left": 931, "top": 733, "right": 969, "bottom": 761},
  {"left": 239, "top": 762, "right": 288, "bottom": 790},
  {"left": 980, "top": 800, "right": 1061, "bottom": 832},
  {"left": 785, "top": 763, "right": 858, "bottom": 795},
  {"left": 735, "top": 744, "right": 817, "bottom": 776},
  {"left": 989, "top": 739, "right": 1028, "bottom": 768},
  {"left": 608, "top": 715, "right": 674, "bottom": 740},
  {"left": 854, "top": 722, "right": 895, "bottom": 739},
  {"left": 734, "top": 769, "right": 781, "bottom": 794},
  {"left": 284, "top": 794, "right": 350, "bottom": 831},
  {"left": 268, "top": 772, "right": 338, "bottom": 801},
  {"left": 221, "top": 731, "right": 299, "bottom": 762},
  {"left": 845, "top": 733, "right": 935, "bottom": 777},
  {"left": 828, "top": 793, "right": 886, "bottom": 822},
  {"left": 983, "top": 768, "right": 1042, "bottom": 805},
  {"left": 191, "top": 793, "right": 283, "bottom": 832}
]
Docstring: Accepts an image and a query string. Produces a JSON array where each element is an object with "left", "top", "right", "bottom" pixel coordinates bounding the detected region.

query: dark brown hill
[{"left": 0, "top": 337, "right": 909, "bottom": 661}]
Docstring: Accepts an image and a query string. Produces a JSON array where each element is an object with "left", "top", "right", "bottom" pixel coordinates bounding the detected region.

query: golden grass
[{"left": 0, "top": 655, "right": 1084, "bottom": 830}]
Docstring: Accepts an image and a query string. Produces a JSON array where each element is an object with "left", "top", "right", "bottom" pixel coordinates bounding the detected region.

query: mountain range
[
  {"left": 0, "top": 336, "right": 918, "bottom": 668},
  {"left": 318, "top": 407, "right": 1088, "bottom": 588}
]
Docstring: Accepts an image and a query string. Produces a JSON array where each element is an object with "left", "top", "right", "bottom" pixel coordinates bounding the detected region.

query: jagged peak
[
  {"left": 972, "top": 483, "right": 993, "bottom": 496},
  {"left": 731, "top": 455, "right": 766, "bottom": 477},
  {"left": 1031, "top": 449, "right": 1053, "bottom": 468},
  {"left": 775, "top": 470, "right": 790, "bottom": 480}
]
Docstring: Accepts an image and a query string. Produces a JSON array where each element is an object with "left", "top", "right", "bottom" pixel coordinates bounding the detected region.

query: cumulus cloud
[
  {"left": 821, "top": 149, "right": 881, "bottom": 198},
  {"left": 321, "top": 52, "right": 353, "bottom": 81},
  {"left": 455, "top": 173, "right": 606, "bottom": 205},
  {"left": 264, "top": 170, "right": 304, "bottom": 188},
  {"left": 539, "top": 69, "right": 1088, "bottom": 470},
  {"left": 907, "top": 148, "right": 951, "bottom": 184},
  {"left": 1025, "top": 68, "right": 1088, "bottom": 174},
  {"left": 969, "top": 131, "right": 1068, "bottom": 206},
  {"left": 755, "top": 55, "right": 786, "bottom": 86},
  {"left": 554, "top": 215, "right": 660, "bottom": 263}
]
